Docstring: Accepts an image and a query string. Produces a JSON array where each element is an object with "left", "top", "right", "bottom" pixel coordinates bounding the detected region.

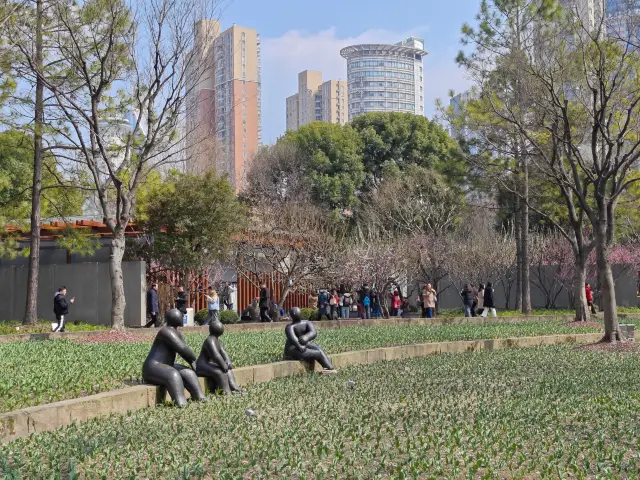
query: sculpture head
[
  {"left": 209, "top": 320, "right": 224, "bottom": 337},
  {"left": 165, "top": 308, "right": 183, "bottom": 327},
  {"left": 289, "top": 307, "right": 302, "bottom": 322}
]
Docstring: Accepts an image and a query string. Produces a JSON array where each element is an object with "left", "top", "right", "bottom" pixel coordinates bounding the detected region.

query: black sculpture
[
  {"left": 284, "top": 307, "right": 337, "bottom": 373},
  {"left": 195, "top": 320, "right": 242, "bottom": 395},
  {"left": 142, "top": 308, "right": 207, "bottom": 407}
]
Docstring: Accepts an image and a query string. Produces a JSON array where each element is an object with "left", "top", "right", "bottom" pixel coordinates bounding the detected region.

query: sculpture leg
[
  {"left": 195, "top": 363, "right": 231, "bottom": 395},
  {"left": 290, "top": 343, "right": 334, "bottom": 370},
  {"left": 175, "top": 364, "right": 207, "bottom": 401},
  {"left": 227, "top": 369, "right": 242, "bottom": 392},
  {"left": 143, "top": 362, "right": 188, "bottom": 407}
]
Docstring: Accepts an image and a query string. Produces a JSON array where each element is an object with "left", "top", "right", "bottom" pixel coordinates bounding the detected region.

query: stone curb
[
  {"left": 0, "top": 332, "right": 602, "bottom": 443},
  {"left": 0, "top": 314, "right": 597, "bottom": 343}
]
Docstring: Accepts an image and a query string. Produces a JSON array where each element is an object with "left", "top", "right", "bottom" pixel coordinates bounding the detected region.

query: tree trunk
[
  {"left": 110, "top": 232, "right": 127, "bottom": 331},
  {"left": 573, "top": 253, "right": 589, "bottom": 322},
  {"left": 521, "top": 158, "right": 532, "bottom": 314},
  {"left": 515, "top": 193, "right": 523, "bottom": 311},
  {"left": 23, "top": 0, "right": 44, "bottom": 326},
  {"left": 279, "top": 284, "right": 291, "bottom": 313},
  {"left": 594, "top": 227, "right": 620, "bottom": 342}
]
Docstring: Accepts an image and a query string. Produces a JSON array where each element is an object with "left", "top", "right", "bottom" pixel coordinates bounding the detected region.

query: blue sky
[{"left": 217, "top": 0, "right": 480, "bottom": 143}]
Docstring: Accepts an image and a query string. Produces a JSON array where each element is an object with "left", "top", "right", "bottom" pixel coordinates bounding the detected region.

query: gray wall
[
  {"left": 410, "top": 264, "right": 638, "bottom": 311},
  {"left": 0, "top": 261, "right": 146, "bottom": 327}
]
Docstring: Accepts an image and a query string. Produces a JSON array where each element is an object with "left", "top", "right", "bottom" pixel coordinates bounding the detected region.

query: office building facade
[
  {"left": 285, "top": 70, "right": 348, "bottom": 131},
  {"left": 340, "top": 37, "right": 427, "bottom": 120},
  {"left": 185, "top": 20, "right": 261, "bottom": 190}
]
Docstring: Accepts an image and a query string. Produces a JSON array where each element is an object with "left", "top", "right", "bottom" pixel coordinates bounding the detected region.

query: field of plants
[
  {"left": 2, "top": 345, "right": 639, "bottom": 479},
  {"left": 0, "top": 321, "right": 106, "bottom": 336},
  {"left": 0, "top": 319, "right": 607, "bottom": 413}
]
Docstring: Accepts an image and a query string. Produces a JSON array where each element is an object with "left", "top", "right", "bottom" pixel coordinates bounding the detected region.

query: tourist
[
  {"left": 585, "top": 283, "right": 596, "bottom": 314},
  {"left": 317, "top": 289, "right": 332, "bottom": 321},
  {"left": 145, "top": 282, "right": 159, "bottom": 328},
  {"left": 329, "top": 289, "right": 339, "bottom": 319},
  {"left": 481, "top": 282, "right": 497, "bottom": 317},
  {"left": 259, "top": 283, "right": 272, "bottom": 322},
  {"left": 52, "top": 286, "right": 75, "bottom": 332},
  {"left": 341, "top": 292, "right": 352, "bottom": 319},
  {"left": 174, "top": 286, "right": 188, "bottom": 315},
  {"left": 227, "top": 282, "right": 237, "bottom": 312},
  {"left": 476, "top": 283, "right": 485, "bottom": 317},
  {"left": 372, "top": 292, "right": 382, "bottom": 318},
  {"left": 358, "top": 284, "right": 370, "bottom": 319},
  {"left": 460, "top": 284, "right": 475, "bottom": 318},
  {"left": 308, "top": 288, "right": 318, "bottom": 310},
  {"left": 204, "top": 287, "right": 220, "bottom": 325},
  {"left": 362, "top": 292, "right": 371, "bottom": 319},
  {"left": 391, "top": 290, "right": 402, "bottom": 317},
  {"left": 422, "top": 284, "right": 437, "bottom": 319}
]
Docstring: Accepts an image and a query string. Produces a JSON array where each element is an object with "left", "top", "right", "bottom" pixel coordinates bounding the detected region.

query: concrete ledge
[
  {"left": 0, "top": 332, "right": 603, "bottom": 443},
  {"left": 0, "top": 314, "right": 595, "bottom": 343}
]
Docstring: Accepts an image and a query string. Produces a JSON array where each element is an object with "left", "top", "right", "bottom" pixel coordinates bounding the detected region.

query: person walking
[
  {"left": 174, "top": 286, "right": 188, "bottom": 315},
  {"left": 461, "top": 284, "right": 475, "bottom": 318},
  {"left": 585, "top": 283, "right": 597, "bottom": 314},
  {"left": 481, "top": 282, "right": 497, "bottom": 317},
  {"left": 226, "top": 283, "right": 237, "bottom": 312},
  {"left": 358, "top": 284, "right": 370, "bottom": 319},
  {"left": 372, "top": 292, "right": 382, "bottom": 318},
  {"left": 145, "top": 282, "right": 160, "bottom": 328},
  {"left": 391, "top": 290, "right": 402, "bottom": 317},
  {"left": 52, "top": 286, "right": 75, "bottom": 332},
  {"left": 476, "top": 284, "right": 485, "bottom": 317},
  {"left": 259, "top": 283, "right": 272, "bottom": 322},
  {"left": 204, "top": 287, "right": 220, "bottom": 325},
  {"left": 422, "top": 284, "right": 437, "bottom": 319}
]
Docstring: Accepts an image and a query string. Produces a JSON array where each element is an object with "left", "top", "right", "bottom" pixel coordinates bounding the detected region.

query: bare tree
[
  {"left": 15, "top": 0, "right": 222, "bottom": 329},
  {"left": 234, "top": 201, "right": 341, "bottom": 308}
]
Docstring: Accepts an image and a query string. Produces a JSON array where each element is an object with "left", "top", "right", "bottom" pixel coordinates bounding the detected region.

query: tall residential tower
[
  {"left": 285, "top": 70, "right": 348, "bottom": 131},
  {"left": 185, "top": 20, "right": 261, "bottom": 190},
  {"left": 341, "top": 37, "right": 428, "bottom": 120}
]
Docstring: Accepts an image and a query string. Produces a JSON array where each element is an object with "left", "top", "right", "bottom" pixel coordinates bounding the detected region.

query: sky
[{"left": 215, "top": 0, "right": 481, "bottom": 144}]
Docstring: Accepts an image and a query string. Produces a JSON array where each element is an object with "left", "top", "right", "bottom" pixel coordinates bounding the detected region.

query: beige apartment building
[
  {"left": 185, "top": 20, "right": 261, "bottom": 190},
  {"left": 285, "top": 70, "right": 348, "bottom": 131}
]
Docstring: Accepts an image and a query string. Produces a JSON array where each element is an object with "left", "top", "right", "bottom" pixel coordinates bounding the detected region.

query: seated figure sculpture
[
  {"left": 195, "top": 320, "right": 242, "bottom": 395},
  {"left": 284, "top": 307, "right": 337, "bottom": 373},
  {"left": 142, "top": 308, "right": 206, "bottom": 407}
]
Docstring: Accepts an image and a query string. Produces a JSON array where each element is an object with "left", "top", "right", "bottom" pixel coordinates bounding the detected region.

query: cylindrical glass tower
[{"left": 340, "top": 37, "right": 427, "bottom": 120}]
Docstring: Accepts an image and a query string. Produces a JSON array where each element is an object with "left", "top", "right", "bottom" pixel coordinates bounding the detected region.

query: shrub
[
  {"left": 195, "top": 309, "right": 208, "bottom": 325},
  {"left": 299, "top": 308, "right": 316, "bottom": 320},
  {"left": 219, "top": 310, "right": 240, "bottom": 324}
]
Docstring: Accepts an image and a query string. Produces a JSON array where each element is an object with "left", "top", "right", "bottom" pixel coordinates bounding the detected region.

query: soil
[
  {"left": 73, "top": 331, "right": 155, "bottom": 344},
  {"left": 577, "top": 341, "right": 640, "bottom": 353}
]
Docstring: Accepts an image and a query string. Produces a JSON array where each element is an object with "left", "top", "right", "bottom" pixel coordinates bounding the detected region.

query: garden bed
[
  {"left": 0, "top": 320, "right": 605, "bottom": 413},
  {"left": 2, "top": 344, "right": 639, "bottom": 478},
  {"left": 0, "top": 321, "right": 106, "bottom": 336}
]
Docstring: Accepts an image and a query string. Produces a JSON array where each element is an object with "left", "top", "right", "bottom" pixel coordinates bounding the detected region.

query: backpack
[
  {"left": 343, "top": 295, "right": 351, "bottom": 306},
  {"left": 363, "top": 296, "right": 370, "bottom": 307}
]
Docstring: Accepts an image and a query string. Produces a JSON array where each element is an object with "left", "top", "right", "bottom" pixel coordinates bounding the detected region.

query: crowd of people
[{"left": 460, "top": 283, "right": 497, "bottom": 318}]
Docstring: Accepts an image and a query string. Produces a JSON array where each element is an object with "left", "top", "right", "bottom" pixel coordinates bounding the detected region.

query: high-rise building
[
  {"left": 285, "top": 70, "right": 348, "bottom": 131},
  {"left": 449, "top": 90, "right": 477, "bottom": 141},
  {"left": 605, "top": 0, "right": 640, "bottom": 41},
  {"left": 185, "top": 20, "right": 261, "bottom": 190},
  {"left": 340, "top": 37, "right": 427, "bottom": 121}
]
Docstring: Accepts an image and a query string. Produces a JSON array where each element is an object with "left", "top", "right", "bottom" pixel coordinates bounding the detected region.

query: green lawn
[
  {"left": 0, "top": 320, "right": 604, "bottom": 413},
  {"left": 2, "top": 345, "right": 639, "bottom": 479},
  {"left": 0, "top": 320, "right": 106, "bottom": 336}
]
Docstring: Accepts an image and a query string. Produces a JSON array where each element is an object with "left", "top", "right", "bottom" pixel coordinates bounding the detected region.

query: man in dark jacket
[
  {"left": 145, "top": 282, "right": 160, "bottom": 328},
  {"left": 52, "top": 286, "right": 75, "bottom": 332},
  {"left": 259, "top": 283, "right": 272, "bottom": 322},
  {"left": 460, "top": 284, "right": 475, "bottom": 318},
  {"left": 174, "top": 286, "right": 188, "bottom": 315}
]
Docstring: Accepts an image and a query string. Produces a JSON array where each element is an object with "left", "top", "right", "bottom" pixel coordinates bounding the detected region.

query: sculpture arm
[
  {"left": 220, "top": 345, "right": 232, "bottom": 368},
  {"left": 285, "top": 324, "right": 305, "bottom": 351},
  {"left": 205, "top": 340, "right": 228, "bottom": 371},
  {"left": 298, "top": 322, "right": 317, "bottom": 345},
  {"left": 162, "top": 328, "right": 197, "bottom": 364}
]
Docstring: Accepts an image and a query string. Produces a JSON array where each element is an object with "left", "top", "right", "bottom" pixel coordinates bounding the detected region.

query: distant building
[
  {"left": 340, "top": 37, "right": 427, "bottom": 120},
  {"left": 449, "top": 90, "right": 477, "bottom": 142},
  {"left": 185, "top": 20, "right": 261, "bottom": 190},
  {"left": 605, "top": 0, "right": 640, "bottom": 41},
  {"left": 285, "top": 70, "right": 348, "bottom": 131}
]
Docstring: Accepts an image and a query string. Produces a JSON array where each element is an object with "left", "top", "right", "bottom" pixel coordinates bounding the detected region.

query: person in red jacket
[{"left": 585, "top": 283, "right": 597, "bottom": 314}]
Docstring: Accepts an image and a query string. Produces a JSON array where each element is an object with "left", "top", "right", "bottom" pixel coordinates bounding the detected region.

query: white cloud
[{"left": 260, "top": 27, "right": 471, "bottom": 143}]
